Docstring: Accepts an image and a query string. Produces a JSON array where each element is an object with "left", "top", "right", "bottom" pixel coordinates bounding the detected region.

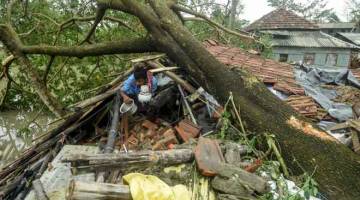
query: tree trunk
[
  {"left": 228, "top": 0, "right": 239, "bottom": 29},
  {"left": 98, "top": 1, "right": 360, "bottom": 199},
  {"left": 66, "top": 181, "right": 132, "bottom": 200}
]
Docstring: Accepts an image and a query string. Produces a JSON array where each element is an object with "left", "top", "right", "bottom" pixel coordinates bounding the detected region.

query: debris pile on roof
[
  {"left": 204, "top": 40, "right": 304, "bottom": 95},
  {"left": 205, "top": 40, "right": 360, "bottom": 122},
  {"left": 351, "top": 68, "right": 360, "bottom": 80},
  {"left": 285, "top": 95, "right": 320, "bottom": 119}
]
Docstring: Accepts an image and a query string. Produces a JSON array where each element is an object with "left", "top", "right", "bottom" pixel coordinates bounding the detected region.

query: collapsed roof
[{"left": 204, "top": 40, "right": 360, "bottom": 121}]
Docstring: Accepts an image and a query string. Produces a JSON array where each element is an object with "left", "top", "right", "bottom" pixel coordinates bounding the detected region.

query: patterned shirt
[{"left": 121, "top": 74, "right": 157, "bottom": 96}]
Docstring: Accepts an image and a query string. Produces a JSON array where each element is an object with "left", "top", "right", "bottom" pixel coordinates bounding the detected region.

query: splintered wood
[{"left": 287, "top": 116, "right": 338, "bottom": 142}]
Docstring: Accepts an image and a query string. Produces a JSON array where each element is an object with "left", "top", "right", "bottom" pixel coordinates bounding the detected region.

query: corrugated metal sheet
[
  {"left": 318, "top": 23, "right": 355, "bottom": 29},
  {"left": 269, "top": 31, "right": 358, "bottom": 49},
  {"left": 337, "top": 32, "right": 360, "bottom": 46}
]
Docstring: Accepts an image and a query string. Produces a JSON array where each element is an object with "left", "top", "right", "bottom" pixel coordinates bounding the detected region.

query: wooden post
[
  {"left": 62, "top": 149, "right": 194, "bottom": 170},
  {"left": 66, "top": 181, "right": 132, "bottom": 200}
]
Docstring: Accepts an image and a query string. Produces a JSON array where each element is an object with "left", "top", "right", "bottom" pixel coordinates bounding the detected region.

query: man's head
[{"left": 133, "top": 65, "right": 147, "bottom": 86}]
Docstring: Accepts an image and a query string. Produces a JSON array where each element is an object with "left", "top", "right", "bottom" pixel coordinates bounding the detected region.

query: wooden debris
[
  {"left": 66, "top": 181, "right": 132, "bottom": 200},
  {"left": 62, "top": 149, "right": 194, "bottom": 170},
  {"left": 149, "top": 67, "right": 179, "bottom": 73},
  {"left": 130, "top": 53, "right": 165, "bottom": 63},
  {"left": 147, "top": 61, "right": 196, "bottom": 93},
  {"left": 351, "top": 129, "right": 360, "bottom": 154}
]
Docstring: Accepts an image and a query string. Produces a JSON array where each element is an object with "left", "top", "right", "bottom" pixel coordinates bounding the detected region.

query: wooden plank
[
  {"left": 349, "top": 120, "right": 360, "bottom": 132},
  {"left": 130, "top": 54, "right": 165, "bottom": 63},
  {"left": 66, "top": 181, "right": 131, "bottom": 200},
  {"left": 149, "top": 67, "right": 179, "bottom": 73},
  {"left": 351, "top": 129, "right": 360, "bottom": 154}
]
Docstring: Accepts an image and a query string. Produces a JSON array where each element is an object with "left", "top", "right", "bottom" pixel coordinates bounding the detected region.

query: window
[
  {"left": 326, "top": 53, "right": 338, "bottom": 66},
  {"left": 303, "top": 53, "right": 315, "bottom": 65},
  {"left": 279, "top": 54, "right": 288, "bottom": 62}
]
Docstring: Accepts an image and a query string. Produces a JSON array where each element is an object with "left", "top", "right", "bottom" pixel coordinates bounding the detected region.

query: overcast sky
[{"left": 223, "top": 0, "right": 350, "bottom": 23}]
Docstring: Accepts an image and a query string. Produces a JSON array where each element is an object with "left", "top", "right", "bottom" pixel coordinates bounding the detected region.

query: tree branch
[
  {"left": 19, "top": 22, "right": 39, "bottom": 37},
  {"left": 172, "top": 4, "right": 258, "bottom": 44},
  {"left": 80, "top": 7, "right": 106, "bottom": 44},
  {"left": 43, "top": 56, "right": 55, "bottom": 84},
  {"left": 1, "top": 55, "right": 16, "bottom": 79},
  {"left": 21, "top": 37, "right": 155, "bottom": 57}
]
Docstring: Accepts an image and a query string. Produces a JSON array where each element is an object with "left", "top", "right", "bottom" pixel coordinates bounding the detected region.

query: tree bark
[{"left": 22, "top": 37, "right": 154, "bottom": 57}]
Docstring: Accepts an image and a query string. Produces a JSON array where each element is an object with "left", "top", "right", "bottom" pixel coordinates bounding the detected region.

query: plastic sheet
[
  {"left": 294, "top": 65, "right": 360, "bottom": 121},
  {"left": 123, "top": 173, "right": 191, "bottom": 200}
]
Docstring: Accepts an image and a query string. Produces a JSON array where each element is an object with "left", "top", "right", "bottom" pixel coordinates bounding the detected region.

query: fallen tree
[{"left": 0, "top": 0, "right": 359, "bottom": 199}]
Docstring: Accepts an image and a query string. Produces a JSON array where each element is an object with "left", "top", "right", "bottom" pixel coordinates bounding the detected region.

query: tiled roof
[
  {"left": 204, "top": 40, "right": 304, "bottom": 95},
  {"left": 266, "top": 30, "right": 358, "bottom": 49},
  {"left": 245, "top": 8, "right": 319, "bottom": 32},
  {"left": 337, "top": 32, "right": 360, "bottom": 46}
]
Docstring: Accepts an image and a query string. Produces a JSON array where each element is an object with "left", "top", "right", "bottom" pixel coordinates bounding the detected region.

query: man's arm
[
  {"left": 121, "top": 75, "right": 134, "bottom": 104},
  {"left": 120, "top": 90, "right": 132, "bottom": 104}
]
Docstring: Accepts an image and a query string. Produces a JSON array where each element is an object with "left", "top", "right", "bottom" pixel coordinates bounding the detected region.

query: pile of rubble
[{"left": 19, "top": 53, "right": 328, "bottom": 200}]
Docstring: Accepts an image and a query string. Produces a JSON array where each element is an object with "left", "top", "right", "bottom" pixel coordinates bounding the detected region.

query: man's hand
[
  {"left": 123, "top": 96, "right": 133, "bottom": 104},
  {"left": 120, "top": 90, "right": 133, "bottom": 104}
]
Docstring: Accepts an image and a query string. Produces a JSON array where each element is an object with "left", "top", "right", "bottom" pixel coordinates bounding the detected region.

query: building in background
[{"left": 245, "top": 8, "right": 358, "bottom": 68}]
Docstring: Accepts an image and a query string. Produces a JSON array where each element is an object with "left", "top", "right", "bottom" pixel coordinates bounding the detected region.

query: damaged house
[
  {"left": 318, "top": 22, "right": 358, "bottom": 36},
  {"left": 245, "top": 8, "right": 358, "bottom": 67}
]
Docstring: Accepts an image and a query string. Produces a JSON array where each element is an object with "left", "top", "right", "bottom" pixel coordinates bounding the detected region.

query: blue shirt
[{"left": 121, "top": 74, "right": 158, "bottom": 96}]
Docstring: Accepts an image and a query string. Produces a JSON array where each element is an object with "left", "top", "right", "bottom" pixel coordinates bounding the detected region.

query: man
[{"left": 120, "top": 63, "right": 158, "bottom": 105}]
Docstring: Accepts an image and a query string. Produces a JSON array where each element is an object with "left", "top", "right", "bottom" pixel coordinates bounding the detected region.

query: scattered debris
[{"left": 2, "top": 54, "right": 323, "bottom": 200}]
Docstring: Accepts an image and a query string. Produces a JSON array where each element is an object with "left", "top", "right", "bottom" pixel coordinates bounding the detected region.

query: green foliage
[
  {"left": 302, "top": 173, "right": 319, "bottom": 199},
  {"left": 219, "top": 111, "right": 231, "bottom": 139},
  {"left": 267, "top": 0, "right": 341, "bottom": 22},
  {"left": 0, "top": 0, "right": 145, "bottom": 111},
  {"left": 259, "top": 161, "right": 319, "bottom": 200},
  {"left": 0, "top": 0, "right": 269, "bottom": 112}
]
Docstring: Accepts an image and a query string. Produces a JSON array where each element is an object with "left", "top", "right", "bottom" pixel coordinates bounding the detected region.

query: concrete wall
[{"left": 272, "top": 47, "right": 352, "bottom": 67}]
